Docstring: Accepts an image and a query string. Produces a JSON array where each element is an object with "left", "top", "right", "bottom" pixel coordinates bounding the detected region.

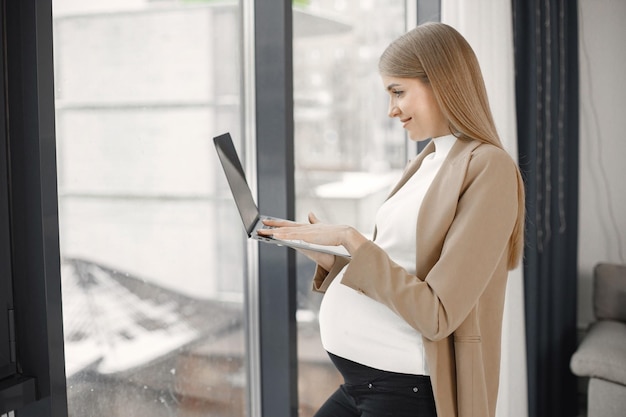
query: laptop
[{"left": 213, "top": 132, "right": 351, "bottom": 258}]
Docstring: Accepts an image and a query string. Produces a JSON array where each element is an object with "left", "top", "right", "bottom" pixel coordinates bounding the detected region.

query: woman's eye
[{"left": 393, "top": 90, "right": 403, "bottom": 97}]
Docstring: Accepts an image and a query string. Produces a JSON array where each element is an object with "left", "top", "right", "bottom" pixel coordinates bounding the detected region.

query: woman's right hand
[{"left": 259, "top": 213, "right": 338, "bottom": 271}]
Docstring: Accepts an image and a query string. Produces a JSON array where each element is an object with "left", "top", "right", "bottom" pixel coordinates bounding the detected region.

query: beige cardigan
[{"left": 312, "top": 138, "right": 520, "bottom": 417}]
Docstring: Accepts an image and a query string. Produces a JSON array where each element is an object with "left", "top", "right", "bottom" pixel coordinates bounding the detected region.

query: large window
[
  {"left": 51, "top": 1, "right": 415, "bottom": 416},
  {"left": 2, "top": 0, "right": 436, "bottom": 416},
  {"left": 53, "top": 1, "right": 247, "bottom": 416},
  {"left": 292, "top": 1, "right": 410, "bottom": 415}
]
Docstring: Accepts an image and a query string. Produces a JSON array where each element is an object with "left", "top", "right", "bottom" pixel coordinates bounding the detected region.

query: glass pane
[
  {"left": 292, "top": 1, "right": 408, "bottom": 415},
  {"left": 53, "top": 2, "right": 247, "bottom": 416}
]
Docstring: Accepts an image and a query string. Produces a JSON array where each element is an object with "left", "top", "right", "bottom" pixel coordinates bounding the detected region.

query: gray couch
[{"left": 570, "top": 263, "right": 626, "bottom": 417}]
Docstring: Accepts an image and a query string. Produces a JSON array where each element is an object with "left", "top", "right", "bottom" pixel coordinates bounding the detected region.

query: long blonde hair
[{"left": 379, "top": 23, "right": 525, "bottom": 269}]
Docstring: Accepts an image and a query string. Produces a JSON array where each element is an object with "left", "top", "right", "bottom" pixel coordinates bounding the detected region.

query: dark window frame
[
  {"left": 0, "top": 0, "right": 67, "bottom": 415},
  {"left": 253, "top": 1, "right": 298, "bottom": 416},
  {"left": 0, "top": 0, "right": 14, "bottom": 385}
]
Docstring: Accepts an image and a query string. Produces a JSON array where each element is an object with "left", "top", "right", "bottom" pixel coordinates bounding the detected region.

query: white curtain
[{"left": 440, "top": 2, "right": 529, "bottom": 417}]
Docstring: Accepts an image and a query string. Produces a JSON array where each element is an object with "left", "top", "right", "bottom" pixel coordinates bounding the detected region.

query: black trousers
[{"left": 314, "top": 353, "right": 437, "bottom": 417}]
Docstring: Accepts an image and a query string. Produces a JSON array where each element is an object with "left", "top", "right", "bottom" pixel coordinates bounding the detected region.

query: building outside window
[{"left": 54, "top": 1, "right": 246, "bottom": 416}]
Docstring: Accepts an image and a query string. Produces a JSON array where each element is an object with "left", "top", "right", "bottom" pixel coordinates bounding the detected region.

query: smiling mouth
[{"left": 401, "top": 118, "right": 412, "bottom": 127}]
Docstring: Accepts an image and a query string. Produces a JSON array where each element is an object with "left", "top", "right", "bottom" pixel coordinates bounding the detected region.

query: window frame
[
  {"left": 0, "top": 0, "right": 67, "bottom": 416},
  {"left": 0, "top": 0, "right": 14, "bottom": 385},
  {"left": 252, "top": 1, "right": 298, "bottom": 416}
]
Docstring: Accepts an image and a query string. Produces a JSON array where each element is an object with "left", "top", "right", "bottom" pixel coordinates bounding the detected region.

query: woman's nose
[{"left": 388, "top": 101, "right": 400, "bottom": 118}]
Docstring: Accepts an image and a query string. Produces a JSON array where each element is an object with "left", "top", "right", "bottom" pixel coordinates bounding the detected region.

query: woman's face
[{"left": 381, "top": 75, "right": 449, "bottom": 142}]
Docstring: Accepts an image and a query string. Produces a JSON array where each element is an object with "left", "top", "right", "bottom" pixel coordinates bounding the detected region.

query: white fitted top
[{"left": 318, "top": 134, "right": 457, "bottom": 375}]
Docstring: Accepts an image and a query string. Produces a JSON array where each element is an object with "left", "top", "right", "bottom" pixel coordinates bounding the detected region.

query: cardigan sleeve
[{"left": 338, "top": 146, "right": 520, "bottom": 341}]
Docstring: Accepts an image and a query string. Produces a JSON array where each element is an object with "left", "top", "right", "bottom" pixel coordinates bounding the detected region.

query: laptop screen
[{"left": 213, "top": 133, "right": 259, "bottom": 234}]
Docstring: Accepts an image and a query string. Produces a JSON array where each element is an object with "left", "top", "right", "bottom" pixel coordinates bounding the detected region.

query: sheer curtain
[{"left": 440, "top": 2, "right": 529, "bottom": 417}]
